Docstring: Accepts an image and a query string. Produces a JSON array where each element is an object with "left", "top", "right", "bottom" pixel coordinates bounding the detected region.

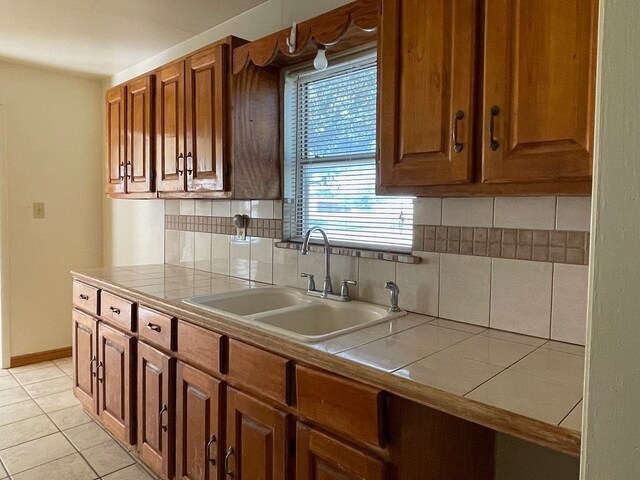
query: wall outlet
[{"left": 32, "top": 202, "right": 45, "bottom": 219}]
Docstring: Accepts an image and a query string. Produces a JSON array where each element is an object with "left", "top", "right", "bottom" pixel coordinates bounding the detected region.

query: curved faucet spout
[{"left": 301, "top": 227, "right": 333, "bottom": 295}]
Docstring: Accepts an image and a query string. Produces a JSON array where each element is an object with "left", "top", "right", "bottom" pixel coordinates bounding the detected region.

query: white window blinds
[{"left": 283, "top": 50, "right": 413, "bottom": 252}]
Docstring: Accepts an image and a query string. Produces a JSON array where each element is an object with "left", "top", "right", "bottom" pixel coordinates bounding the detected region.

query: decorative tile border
[
  {"left": 274, "top": 241, "right": 422, "bottom": 264},
  {"left": 165, "top": 215, "right": 282, "bottom": 239},
  {"left": 413, "top": 225, "right": 590, "bottom": 265}
]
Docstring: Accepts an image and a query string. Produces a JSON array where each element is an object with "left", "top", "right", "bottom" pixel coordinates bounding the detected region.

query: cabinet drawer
[
  {"left": 228, "top": 339, "right": 291, "bottom": 406},
  {"left": 100, "top": 291, "right": 135, "bottom": 332},
  {"left": 73, "top": 281, "right": 99, "bottom": 315},
  {"left": 138, "top": 306, "right": 175, "bottom": 352},
  {"left": 177, "top": 321, "right": 225, "bottom": 375},
  {"left": 296, "top": 366, "right": 384, "bottom": 447}
]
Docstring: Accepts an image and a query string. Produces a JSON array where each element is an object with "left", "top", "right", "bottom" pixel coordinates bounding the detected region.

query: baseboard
[{"left": 10, "top": 346, "right": 72, "bottom": 368}]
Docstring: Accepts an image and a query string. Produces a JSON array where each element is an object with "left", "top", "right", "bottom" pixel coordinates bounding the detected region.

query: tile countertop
[{"left": 71, "top": 264, "right": 585, "bottom": 457}]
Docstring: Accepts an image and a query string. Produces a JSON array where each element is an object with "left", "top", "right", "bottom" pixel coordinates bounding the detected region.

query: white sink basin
[{"left": 183, "top": 287, "right": 405, "bottom": 342}]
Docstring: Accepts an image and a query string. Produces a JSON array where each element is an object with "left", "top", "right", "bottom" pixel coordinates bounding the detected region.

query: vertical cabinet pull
[
  {"left": 224, "top": 447, "right": 235, "bottom": 478},
  {"left": 453, "top": 110, "right": 465, "bottom": 153},
  {"left": 206, "top": 434, "right": 217, "bottom": 465},
  {"left": 118, "top": 162, "right": 124, "bottom": 180},
  {"left": 186, "top": 152, "right": 193, "bottom": 175},
  {"left": 178, "top": 153, "right": 184, "bottom": 176},
  {"left": 90, "top": 356, "right": 97, "bottom": 377},
  {"left": 159, "top": 405, "right": 168, "bottom": 432},
  {"left": 489, "top": 105, "right": 500, "bottom": 151},
  {"left": 96, "top": 362, "right": 104, "bottom": 383}
]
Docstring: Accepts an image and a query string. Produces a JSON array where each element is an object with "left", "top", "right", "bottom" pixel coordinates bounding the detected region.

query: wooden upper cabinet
[
  {"left": 481, "top": 0, "right": 598, "bottom": 184},
  {"left": 105, "top": 86, "right": 126, "bottom": 195},
  {"left": 126, "top": 75, "right": 155, "bottom": 193},
  {"left": 185, "top": 45, "right": 228, "bottom": 193},
  {"left": 156, "top": 61, "right": 187, "bottom": 192},
  {"left": 225, "top": 387, "right": 290, "bottom": 480},
  {"left": 378, "top": 0, "right": 477, "bottom": 187}
]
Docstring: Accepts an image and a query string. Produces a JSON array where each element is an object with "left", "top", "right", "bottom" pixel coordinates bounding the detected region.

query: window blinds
[{"left": 284, "top": 51, "right": 413, "bottom": 252}]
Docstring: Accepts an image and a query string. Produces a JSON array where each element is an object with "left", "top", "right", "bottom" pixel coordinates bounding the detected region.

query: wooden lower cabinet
[
  {"left": 138, "top": 341, "right": 175, "bottom": 480},
  {"left": 97, "top": 322, "right": 135, "bottom": 445},
  {"left": 176, "top": 361, "right": 224, "bottom": 480},
  {"left": 296, "top": 423, "right": 386, "bottom": 480},
  {"left": 72, "top": 310, "right": 98, "bottom": 413},
  {"left": 225, "top": 387, "right": 291, "bottom": 480}
]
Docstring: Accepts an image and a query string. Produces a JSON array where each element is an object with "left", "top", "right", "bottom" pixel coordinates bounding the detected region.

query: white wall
[
  {"left": 581, "top": 1, "right": 640, "bottom": 478},
  {"left": 0, "top": 61, "right": 104, "bottom": 358}
]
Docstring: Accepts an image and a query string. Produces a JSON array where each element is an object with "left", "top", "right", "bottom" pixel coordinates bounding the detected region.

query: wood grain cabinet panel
[
  {"left": 156, "top": 61, "right": 187, "bottom": 192},
  {"left": 225, "top": 387, "right": 291, "bottom": 480},
  {"left": 138, "top": 306, "right": 176, "bottom": 352},
  {"left": 176, "top": 361, "right": 224, "bottom": 480},
  {"left": 72, "top": 309, "right": 98, "bottom": 413},
  {"left": 138, "top": 341, "right": 175, "bottom": 480},
  {"left": 186, "top": 45, "right": 228, "bottom": 193},
  {"left": 177, "top": 320, "right": 225, "bottom": 375},
  {"left": 72, "top": 280, "right": 99, "bottom": 316},
  {"left": 296, "top": 423, "right": 386, "bottom": 480},
  {"left": 97, "top": 322, "right": 135, "bottom": 446},
  {"left": 481, "top": 0, "right": 598, "bottom": 184},
  {"left": 105, "top": 86, "right": 126, "bottom": 195},
  {"left": 100, "top": 291, "right": 135, "bottom": 332},
  {"left": 378, "top": 0, "right": 477, "bottom": 187},
  {"left": 126, "top": 75, "right": 155, "bottom": 194}
]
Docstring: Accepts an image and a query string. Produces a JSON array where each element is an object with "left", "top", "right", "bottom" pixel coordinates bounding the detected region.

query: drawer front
[
  {"left": 177, "top": 321, "right": 224, "bottom": 375},
  {"left": 296, "top": 366, "right": 384, "bottom": 447},
  {"left": 73, "top": 280, "right": 99, "bottom": 315},
  {"left": 228, "top": 339, "right": 291, "bottom": 406},
  {"left": 138, "top": 306, "right": 175, "bottom": 352},
  {"left": 100, "top": 291, "right": 135, "bottom": 332}
]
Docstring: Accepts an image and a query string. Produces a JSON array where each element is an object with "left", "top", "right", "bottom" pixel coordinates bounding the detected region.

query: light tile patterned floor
[{"left": 0, "top": 358, "right": 157, "bottom": 480}]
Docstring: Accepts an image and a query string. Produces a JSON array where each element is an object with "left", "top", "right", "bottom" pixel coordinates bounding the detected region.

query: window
[{"left": 283, "top": 49, "right": 413, "bottom": 252}]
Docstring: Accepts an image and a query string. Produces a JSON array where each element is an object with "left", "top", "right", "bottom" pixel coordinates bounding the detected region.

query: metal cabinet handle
[
  {"left": 489, "top": 105, "right": 500, "bottom": 151},
  {"left": 97, "top": 362, "right": 104, "bottom": 383},
  {"left": 118, "top": 162, "right": 124, "bottom": 180},
  {"left": 186, "top": 152, "right": 193, "bottom": 175},
  {"left": 109, "top": 306, "right": 120, "bottom": 315},
  {"left": 206, "top": 434, "right": 217, "bottom": 465},
  {"left": 224, "top": 447, "right": 235, "bottom": 478},
  {"left": 146, "top": 323, "right": 161, "bottom": 333},
  {"left": 79, "top": 293, "right": 89, "bottom": 301},
  {"left": 178, "top": 153, "right": 184, "bottom": 176},
  {"left": 126, "top": 161, "right": 132, "bottom": 180},
  {"left": 159, "top": 405, "right": 168, "bottom": 432},
  {"left": 453, "top": 110, "right": 464, "bottom": 153},
  {"left": 90, "top": 356, "right": 97, "bottom": 377}
]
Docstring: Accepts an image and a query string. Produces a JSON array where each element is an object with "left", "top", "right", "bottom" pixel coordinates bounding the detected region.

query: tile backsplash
[{"left": 165, "top": 196, "right": 590, "bottom": 345}]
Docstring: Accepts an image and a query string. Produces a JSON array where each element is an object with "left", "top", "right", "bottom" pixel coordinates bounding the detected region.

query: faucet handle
[
  {"left": 340, "top": 280, "right": 357, "bottom": 300},
  {"left": 385, "top": 281, "right": 401, "bottom": 312},
  {"left": 300, "top": 272, "right": 316, "bottom": 292}
]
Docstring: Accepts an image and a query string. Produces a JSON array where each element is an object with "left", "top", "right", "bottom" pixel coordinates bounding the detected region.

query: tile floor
[{"left": 0, "top": 358, "right": 156, "bottom": 480}]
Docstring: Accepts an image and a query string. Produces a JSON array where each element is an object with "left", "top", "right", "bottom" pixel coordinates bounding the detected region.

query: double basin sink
[{"left": 183, "top": 286, "right": 406, "bottom": 343}]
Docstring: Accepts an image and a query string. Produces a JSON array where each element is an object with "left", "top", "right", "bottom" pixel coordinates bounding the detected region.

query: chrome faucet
[
  {"left": 385, "top": 281, "right": 401, "bottom": 312},
  {"left": 301, "top": 226, "right": 333, "bottom": 297}
]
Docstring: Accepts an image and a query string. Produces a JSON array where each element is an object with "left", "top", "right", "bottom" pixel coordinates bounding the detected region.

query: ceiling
[{"left": 0, "top": 0, "right": 267, "bottom": 77}]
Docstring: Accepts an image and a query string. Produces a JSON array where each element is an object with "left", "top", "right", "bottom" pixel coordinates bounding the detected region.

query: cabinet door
[
  {"left": 296, "top": 423, "right": 386, "bottom": 480},
  {"left": 225, "top": 387, "right": 290, "bottom": 480},
  {"left": 97, "top": 323, "right": 135, "bottom": 445},
  {"left": 176, "top": 362, "right": 223, "bottom": 480},
  {"left": 138, "top": 341, "right": 175, "bottom": 480},
  {"left": 185, "top": 45, "right": 228, "bottom": 193},
  {"left": 378, "top": 0, "right": 477, "bottom": 187},
  {"left": 156, "top": 61, "right": 186, "bottom": 192},
  {"left": 126, "top": 75, "right": 155, "bottom": 193},
  {"left": 105, "top": 86, "right": 126, "bottom": 194},
  {"left": 481, "top": 0, "right": 598, "bottom": 183},
  {"left": 72, "top": 310, "right": 98, "bottom": 413}
]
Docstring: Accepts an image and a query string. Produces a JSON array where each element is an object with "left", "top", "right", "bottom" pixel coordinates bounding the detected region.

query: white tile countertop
[{"left": 71, "top": 264, "right": 585, "bottom": 456}]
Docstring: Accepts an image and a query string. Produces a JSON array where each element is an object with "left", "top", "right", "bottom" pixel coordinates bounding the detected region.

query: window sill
[{"left": 274, "top": 242, "right": 422, "bottom": 264}]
